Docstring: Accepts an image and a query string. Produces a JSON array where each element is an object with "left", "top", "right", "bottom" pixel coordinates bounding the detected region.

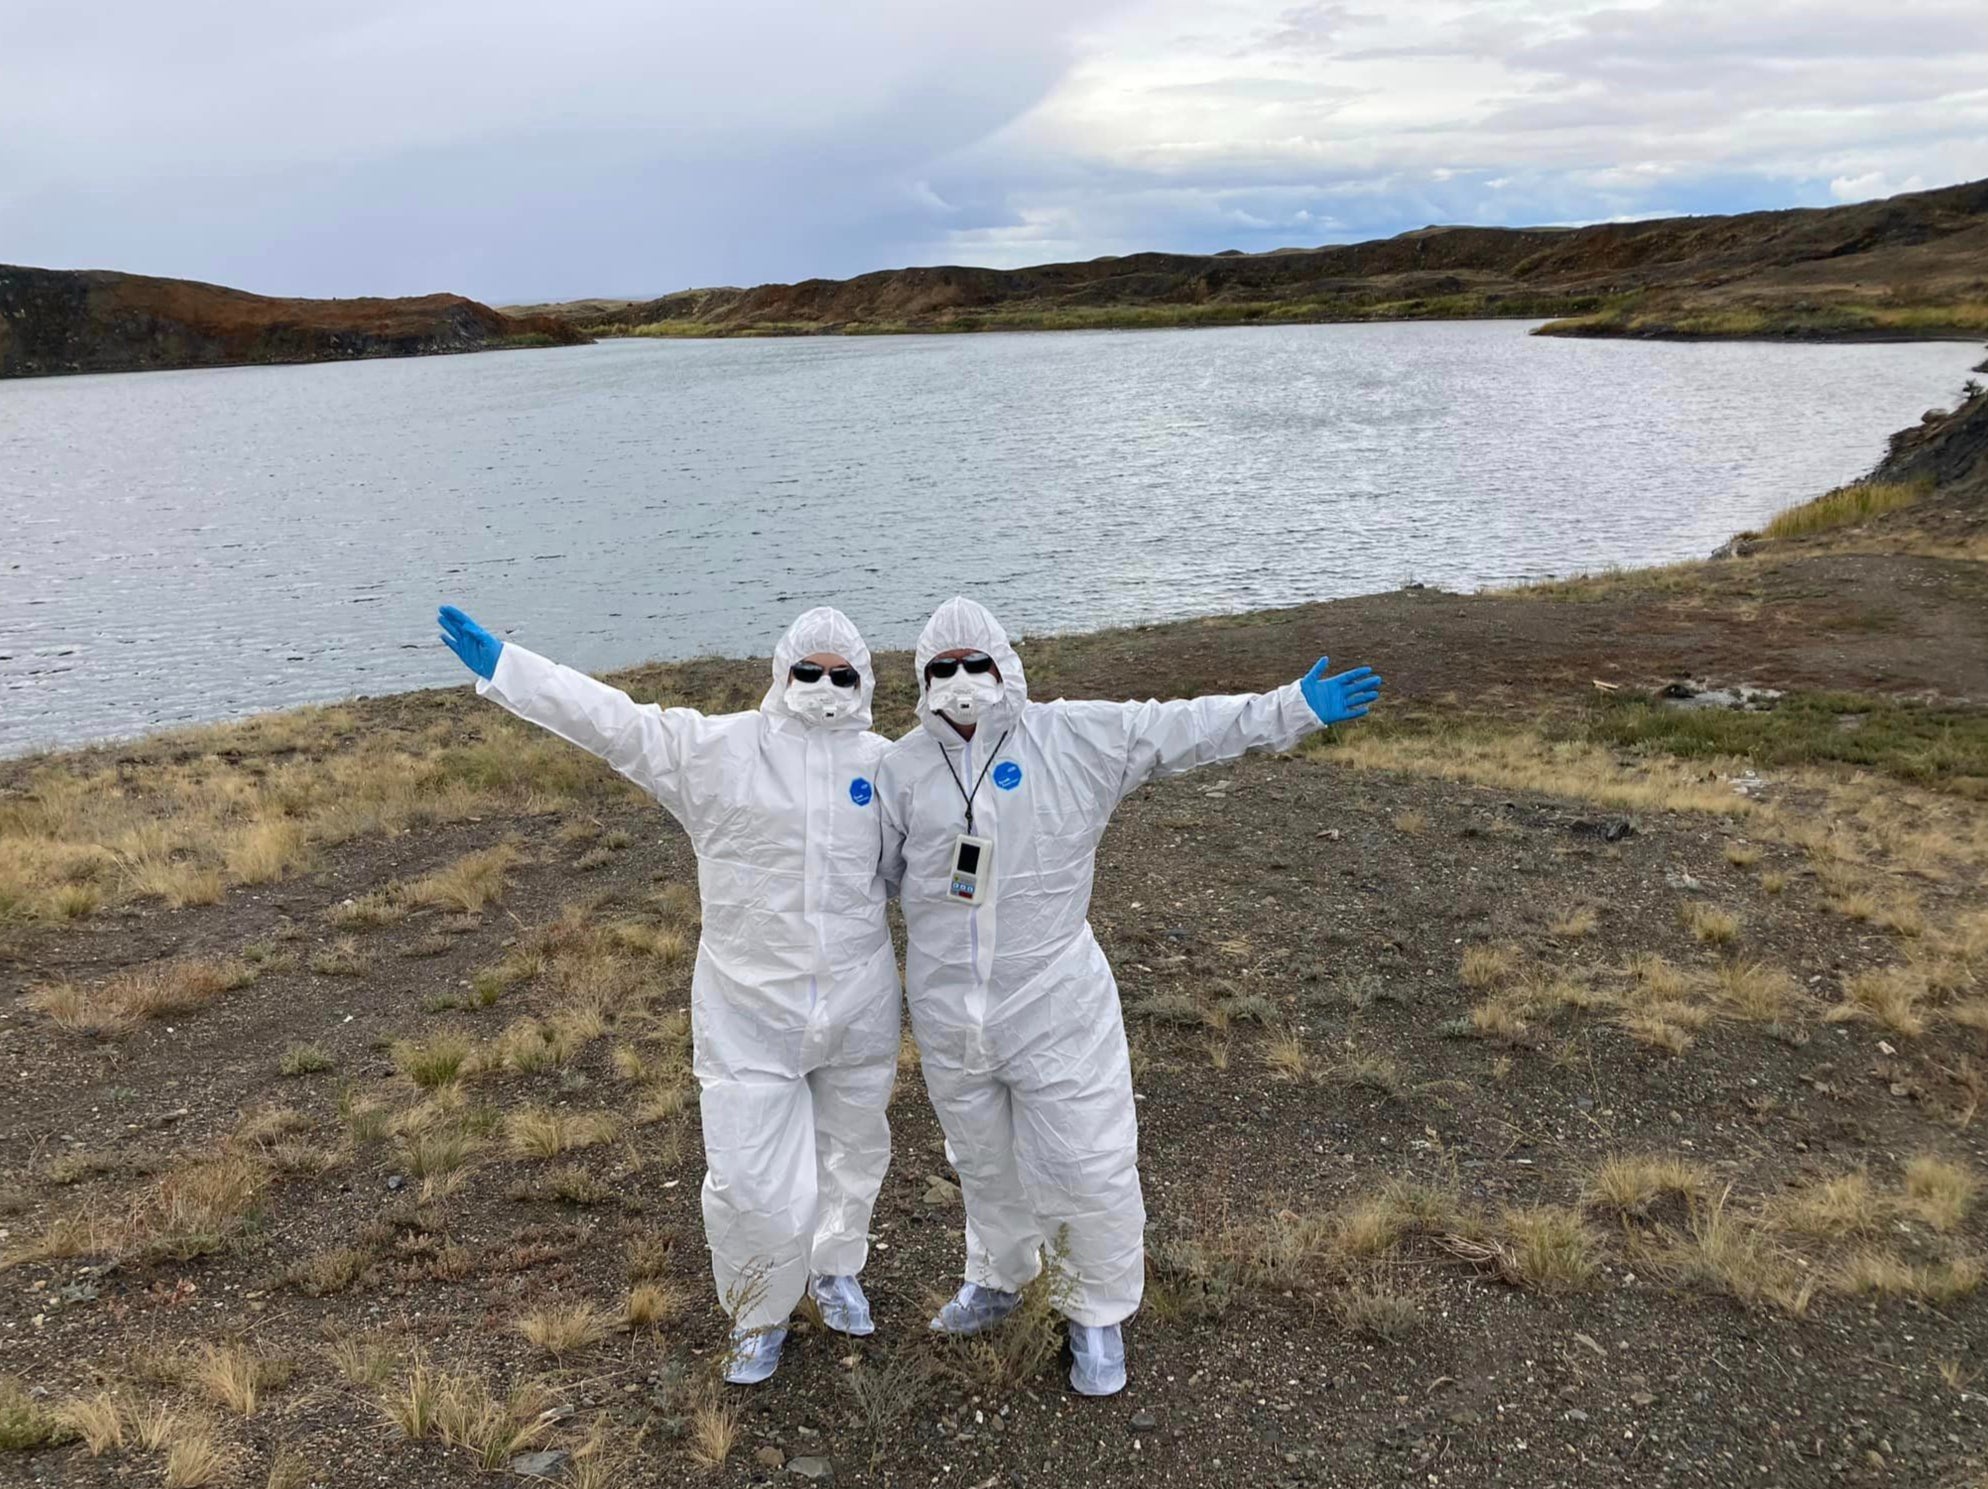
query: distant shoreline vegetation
[
  {"left": 586, "top": 292, "right": 1608, "bottom": 340},
  {"left": 582, "top": 291, "right": 1988, "bottom": 344}
]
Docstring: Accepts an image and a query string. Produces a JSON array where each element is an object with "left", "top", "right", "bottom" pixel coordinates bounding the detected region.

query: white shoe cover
[
  {"left": 928, "top": 1282, "right": 1021, "bottom": 1336},
  {"left": 1068, "top": 1323, "right": 1126, "bottom": 1396},
  {"left": 810, "top": 1274, "right": 875, "bottom": 1336},
  {"left": 723, "top": 1325, "right": 788, "bottom": 1385}
]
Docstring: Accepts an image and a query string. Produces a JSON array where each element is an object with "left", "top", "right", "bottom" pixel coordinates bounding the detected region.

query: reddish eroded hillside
[
  {"left": 513, "top": 176, "right": 1988, "bottom": 339},
  {"left": 0, "top": 265, "right": 589, "bottom": 378}
]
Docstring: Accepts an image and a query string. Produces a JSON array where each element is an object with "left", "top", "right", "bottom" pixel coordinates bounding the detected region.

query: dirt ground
[{"left": 4, "top": 448, "right": 1988, "bottom": 1486}]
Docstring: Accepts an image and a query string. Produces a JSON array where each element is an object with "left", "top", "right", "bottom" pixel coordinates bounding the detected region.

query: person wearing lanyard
[
  {"left": 437, "top": 604, "right": 900, "bottom": 1384},
  {"left": 875, "top": 595, "right": 1383, "bottom": 1395}
]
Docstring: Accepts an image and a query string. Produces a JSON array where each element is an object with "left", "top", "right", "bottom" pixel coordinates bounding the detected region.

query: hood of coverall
[
  {"left": 913, "top": 596, "right": 1029, "bottom": 745},
  {"left": 761, "top": 606, "right": 876, "bottom": 732}
]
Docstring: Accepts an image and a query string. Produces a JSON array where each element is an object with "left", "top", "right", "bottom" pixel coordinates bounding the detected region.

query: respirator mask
[{"left": 785, "top": 660, "right": 860, "bottom": 725}]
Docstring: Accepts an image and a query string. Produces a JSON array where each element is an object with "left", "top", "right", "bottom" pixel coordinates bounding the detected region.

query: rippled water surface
[{"left": 1, "top": 322, "right": 1977, "bottom": 754}]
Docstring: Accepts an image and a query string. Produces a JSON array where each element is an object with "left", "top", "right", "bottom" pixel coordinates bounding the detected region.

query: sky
[{"left": 3, "top": 0, "right": 1985, "bottom": 304}]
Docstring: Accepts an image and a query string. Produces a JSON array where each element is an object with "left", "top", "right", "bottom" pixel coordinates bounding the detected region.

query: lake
[{"left": 1, "top": 321, "right": 1978, "bottom": 755}]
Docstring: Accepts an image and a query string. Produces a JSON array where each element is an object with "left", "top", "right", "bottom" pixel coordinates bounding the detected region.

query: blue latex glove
[
  {"left": 438, "top": 604, "right": 502, "bottom": 681},
  {"left": 1300, "top": 656, "right": 1383, "bottom": 725}
]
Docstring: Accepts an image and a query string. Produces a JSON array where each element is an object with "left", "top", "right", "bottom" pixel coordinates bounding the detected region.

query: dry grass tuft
[
  {"left": 1460, "top": 944, "right": 1519, "bottom": 989},
  {"left": 1625, "top": 951, "right": 1692, "bottom": 1001},
  {"left": 433, "top": 1372, "right": 560, "bottom": 1472},
  {"left": 1665, "top": 1193, "right": 1815, "bottom": 1316},
  {"left": 1828, "top": 966, "right": 1927, "bottom": 1036},
  {"left": 278, "top": 1042, "right": 334, "bottom": 1076},
  {"left": 1710, "top": 959, "right": 1801, "bottom": 1022},
  {"left": 266, "top": 1447, "right": 311, "bottom": 1489},
  {"left": 56, "top": 1392, "right": 125, "bottom": 1455},
  {"left": 1501, "top": 1206, "right": 1598, "bottom": 1292},
  {"left": 163, "top": 1419, "right": 231, "bottom": 1488},
  {"left": 393, "top": 1031, "right": 473, "bottom": 1088},
  {"left": 308, "top": 938, "right": 371, "bottom": 977},
  {"left": 1469, "top": 1000, "right": 1530, "bottom": 1042},
  {"left": 30, "top": 956, "right": 256, "bottom": 1036},
  {"left": 1762, "top": 478, "right": 1923, "bottom": 540},
  {"left": 515, "top": 1300, "right": 613, "bottom": 1357},
  {"left": 1904, "top": 1155, "right": 1978, "bottom": 1232},
  {"left": 1833, "top": 1250, "right": 1984, "bottom": 1303},
  {"left": 1332, "top": 1273, "right": 1423, "bottom": 1341},
  {"left": 1679, "top": 900, "right": 1740, "bottom": 945},
  {"left": 1549, "top": 906, "right": 1599, "bottom": 939},
  {"left": 1620, "top": 1009, "right": 1696, "bottom": 1055},
  {"left": 121, "top": 1152, "right": 268, "bottom": 1262},
  {"left": 407, "top": 843, "right": 523, "bottom": 913},
  {"left": 327, "top": 888, "right": 409, "bottom": 928},
  {"left": 1772, "top": 1171, "right": 1889, "bottom": 1240},
  {"left": 191, "top": 1341, "right": 290, "bottom": 1417},
  {"left": 224, "top": 820, "right": 310, "bottom": 884},
  {"left": 379, "top": 1357, "right": 444, "bottom": 1439},
  {"left": 1264, "top": 1030, "right": 1310, "bottom": 1080},
  {"left": 1585, "top": 1154, "right": 1710, "bottom": 1217},
  {"left": 625, "top": 1280, "right": 690, "bottom": 1329},
  {"left": 687, "top": 1383, "right": 741, "bottom": 1468},
  {"left": 1323, "top": 723, "right": 1752, "bottom": 818},
  {"left": 326, "top": 1332, "right": 399, "bottom": 1388},
  {"left": 506, "top": 1107, "right": 620, "bottom": 1159}
]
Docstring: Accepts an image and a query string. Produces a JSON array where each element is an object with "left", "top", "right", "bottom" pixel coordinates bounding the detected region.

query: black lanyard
[{"left": 937, "top": 729, "right": 1009, "bottom": 835}]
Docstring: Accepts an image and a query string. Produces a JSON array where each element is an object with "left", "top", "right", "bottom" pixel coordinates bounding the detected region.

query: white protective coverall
[
  {"left": 877, "top": 597, "right": 1324, "bottom": 1326},
  {"left": 476, "top": 608, "right": 900, "bottom": 1332}
]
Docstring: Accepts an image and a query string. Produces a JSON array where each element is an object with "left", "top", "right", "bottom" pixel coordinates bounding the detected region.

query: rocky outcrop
[
  {"left": 1875, "top": 386, "right": 1988, "bottom": 495},
  {"left": 0, "top": 266, "right": 589, "bottom": 378}
]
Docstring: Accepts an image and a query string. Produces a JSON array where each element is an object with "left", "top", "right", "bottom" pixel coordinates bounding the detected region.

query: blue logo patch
[
  {"left": 992, "top": 761, "right": 1023, "bottom": 791},
  {"left": 849, "top": 777, "right": 874, "bottom": 807}
]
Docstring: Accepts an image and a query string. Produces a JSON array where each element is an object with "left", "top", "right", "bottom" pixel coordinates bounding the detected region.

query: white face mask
[
  {"left": 785, "top": 677, "right": 857, "bottom": 725},
  {"left": 929, "top": 674, "right": 1001, "bottom": 722}
]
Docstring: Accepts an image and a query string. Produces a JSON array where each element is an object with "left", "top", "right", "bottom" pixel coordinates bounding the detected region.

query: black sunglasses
[
  {"left": 924, "top": 652, "right": 996, "bottom": 681},
  {"left": 791, "top": 661, "right": 861, "bottom": 689}
]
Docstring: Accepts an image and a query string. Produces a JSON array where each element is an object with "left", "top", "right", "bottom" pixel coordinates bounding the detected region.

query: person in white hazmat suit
[
  {"left": 436, "top": 603, "right": 900, "bottom": 1385},
  {"left": 876, "top": 596, "right": 1382, "bottom": 1396}
]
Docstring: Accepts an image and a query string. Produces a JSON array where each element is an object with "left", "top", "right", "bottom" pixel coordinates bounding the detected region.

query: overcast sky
[{"left": 4, "top": 0, "right": 1985, "bottom": 303}]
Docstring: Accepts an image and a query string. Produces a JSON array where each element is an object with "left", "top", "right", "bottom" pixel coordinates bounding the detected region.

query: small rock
[
  {"left": 787, "top": 1456, "right": 834, "bottom": 1481},
  {"left": 755, "top": 1447, "right": 785, "bottom": 1469},
  {"left": 385, "top": 1174, "right": 405, "bottom": 1191},
  {"left": 1565, "top": 1409, "right": 1589, "bottom": 1423},
  {"left": 923, "top": 1177, "right": 960, "bottom": 1208},
  {"left": 1631, "top": 1391, "right": 1657, "bottom": 1407},
  {"left": 1130, "top": 1410, "right": 1159, "bottom": 1433},
  {"left": 509, "top": 1449, "right": 570, "bottom": 1479}
]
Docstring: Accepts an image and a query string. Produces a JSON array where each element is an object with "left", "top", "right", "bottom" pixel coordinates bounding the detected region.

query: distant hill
[
  {"left": 0, "top": 266, "right": 590, "bottom": 379},
  {"left": 512, "top": 177, "right": 1988, "bottom": 341}
]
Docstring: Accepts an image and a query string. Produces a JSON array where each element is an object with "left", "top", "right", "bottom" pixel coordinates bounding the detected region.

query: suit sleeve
[
  {"left": 876, "top": 754, "right": 909, "bottom": 902},
  {"left": 476, "top": 643, "right": 699, "bottom": 815},
  {"left": 1053, "top": 684, "right": 1322, "bottom": 808}
]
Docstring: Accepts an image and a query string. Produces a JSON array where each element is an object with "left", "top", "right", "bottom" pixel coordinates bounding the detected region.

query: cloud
[
  {"left": 0, "top": 0, "right": 1125, "bottom": 297},
  {"left": 1831, "top": 170, "right": 1929, "bottom": 202},
  {"left": 1, "top": 0, "right": 1984, "bottom": 296}
]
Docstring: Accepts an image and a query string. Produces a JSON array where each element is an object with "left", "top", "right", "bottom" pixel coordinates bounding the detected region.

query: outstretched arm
[
  {"left": 1104, "top": 656, "right": 1383, "bottom": 802},
  {"left": 438, "top": 605, "right": 694, "bottom": 810}
]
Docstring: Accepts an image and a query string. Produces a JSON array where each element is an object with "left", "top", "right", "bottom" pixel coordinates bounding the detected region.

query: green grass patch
[
  {"left": 0, "top": 1376, "right": 77, "bottom": 1451},
  {"left": 1586, "top": 691, "right": 1988, "bottom": 793},
  {"left": 1762, "top": 480, "right": 1930, "bottom": 540},
  {"left": 1539, "top": 297, "right": 1988, "bottom": 340}
]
